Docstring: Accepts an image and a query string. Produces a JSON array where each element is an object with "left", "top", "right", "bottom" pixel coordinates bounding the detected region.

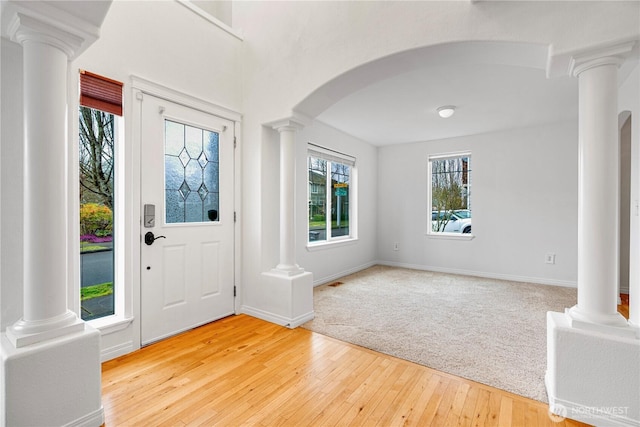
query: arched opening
[
  {"left": 292, "top": 40, "right": 577, "bottom": 148},
  {"left": 296, "top": 39, "right": 581, "bottom": 403},
  {"left": 294, "top": 41, "right": 552, "bottom": 121}
]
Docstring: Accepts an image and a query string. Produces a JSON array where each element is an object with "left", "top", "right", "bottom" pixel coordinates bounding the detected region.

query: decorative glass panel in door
[{"left": 165, "top": 120, "right": 220, "bottom": 223}]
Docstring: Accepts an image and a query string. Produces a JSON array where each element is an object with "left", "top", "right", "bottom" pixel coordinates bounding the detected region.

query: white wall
[
  {"left": 295, "top": 121, "right": 378, "bottom": 286},
  {"left": 75, "top": 2, "right": 241, "bottom": 111},
  {"left": 0, "top": 38, "right": 24, "bottom": 331},
  {"left": 377, "top": 121, "right": 578, "bottom": 286},
  {"left": 191, "top": 0, "right": 232, "bottom": 27}
]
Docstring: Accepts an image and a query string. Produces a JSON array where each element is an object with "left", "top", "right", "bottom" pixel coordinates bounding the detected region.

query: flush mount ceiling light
[{"left": 437, "top": 105, "right": 456, "bottom": 118}]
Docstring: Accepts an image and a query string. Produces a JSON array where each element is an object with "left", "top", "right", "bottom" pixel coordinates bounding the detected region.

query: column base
[
  {"left": 1, "top": 325, "right": 104, "bottom": 426},
  {"left": 272, "top": 263, "right": 306, "bottom": 277},
  {"left": 6, "top": 309, "right": 85, "bottom": 348},
  {"left": 566, "top": 305, "right": 637, "bottom": 338},
  {"left": 546, "top": 311, "right": 640, "bottom": 426},
  {"left": 242, "top": 271, "right": 314, "bottom": 328}
]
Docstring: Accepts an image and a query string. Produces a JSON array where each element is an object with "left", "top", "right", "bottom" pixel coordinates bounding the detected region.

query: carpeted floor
[{"left": 302, "top": 265, "right": 578, "bottom": 403}]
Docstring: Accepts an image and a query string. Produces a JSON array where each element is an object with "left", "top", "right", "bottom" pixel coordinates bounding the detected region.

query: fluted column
[
  {"left": 567, "top": 46, "right": 633, "bottom": 328},
  {"left": 5, "top": 13, "right": 85, "bottom": 347},
  {"left": 271, "top": 120, "right": 305, "bottom": 275}
]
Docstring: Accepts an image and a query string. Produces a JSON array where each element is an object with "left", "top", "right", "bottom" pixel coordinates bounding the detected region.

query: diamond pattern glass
[
  {"left": 179, "top": 148, "right": 190, "bottom": 167},
  {"left": 197, "top": 183, "right": 208, "bottom": 201},
  {"left": 165, "top": 120, "right": 220, "bottom": 223},
  {"left": 179, "top": 180, "right": 191, "bottom": 199},
  {"left": 198, "top": 152, "right": 208, "bottom": 168}
]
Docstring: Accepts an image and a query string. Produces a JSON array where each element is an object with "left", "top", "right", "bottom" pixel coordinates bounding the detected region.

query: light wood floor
[
  {"left": 102, "top": 314, "right": 591, "bottom": 427},
  {"left": 619, "top": 293, "right": 630, "bottom": 320}
]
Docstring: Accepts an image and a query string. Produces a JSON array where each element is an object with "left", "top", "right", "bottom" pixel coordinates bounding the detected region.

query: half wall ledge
[
  {"left": 546, "top": 311, "right": 640, "bottom": 427},
  {"left": 242, "top": 271, "right": 314, "bottom": 329}
]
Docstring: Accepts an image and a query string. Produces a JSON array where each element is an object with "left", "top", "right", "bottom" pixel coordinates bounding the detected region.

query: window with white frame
[
  {"left": 308, "top": 144, "right": 356, "bottom": 244},
  {"left": 428, "top": 152, "right": 472, "bottom": 235},
  {"left": 78, "top": 70, "right": 123, "bottom": 321}
]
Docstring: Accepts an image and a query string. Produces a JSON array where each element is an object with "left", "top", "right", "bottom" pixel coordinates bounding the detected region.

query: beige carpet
[{"left": 302, "top": 265, "right": 577, "bottom": 402}]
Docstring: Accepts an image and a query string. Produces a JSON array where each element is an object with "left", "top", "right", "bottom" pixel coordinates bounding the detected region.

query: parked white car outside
[{"left": 431, "top": 210, "right": 472, "bottom": 233}]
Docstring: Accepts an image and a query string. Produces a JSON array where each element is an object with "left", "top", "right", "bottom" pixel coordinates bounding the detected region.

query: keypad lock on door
[{"left": 144, "top": 204, "right": 155, "bottom": 228}]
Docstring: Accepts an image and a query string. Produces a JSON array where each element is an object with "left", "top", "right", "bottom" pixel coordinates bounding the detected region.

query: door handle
[{"left": 145, "top": 231, "right": 166, "bottom": 245}]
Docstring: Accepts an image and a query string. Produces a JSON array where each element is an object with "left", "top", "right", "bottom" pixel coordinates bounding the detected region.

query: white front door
[{"left": 140, "top": 94, "right": 235, "bottom": 345}]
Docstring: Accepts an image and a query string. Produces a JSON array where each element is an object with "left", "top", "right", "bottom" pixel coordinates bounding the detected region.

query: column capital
[
  {"left": 266, "top": 114, "right": 311, "bottom": 134},
  {"left": 7, "top": 12, "right": 84, "bottom": 58},
  {"left": 1, "top": 0, "right": 111, "bottom": 59},
  {"left": 569, "top": 40, "right": 637, "bottom": 77}
]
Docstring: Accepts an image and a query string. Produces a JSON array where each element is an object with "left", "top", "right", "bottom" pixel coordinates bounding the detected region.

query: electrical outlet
[
  {"left": 393, "top": 242, "right": 399, "bottom": 251},
  {"left": 545, "top": 253, "right": 556, "bottom": 264}
]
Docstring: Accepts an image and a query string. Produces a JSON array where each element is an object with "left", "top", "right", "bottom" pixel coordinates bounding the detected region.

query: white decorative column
[
  {"left": 273, "top": 121, "right": 305, "bottom": 275},
  {"left": 567, "top": 49, "right": 631, "bottom": 329},
  {"left": 253, "top": 117, "right": 314, "bottom": 328},
  {"left": 546, "top": 42, "right": 640, "bottom": 427},
  {"left": 5, "top": 14, "right": 86, "bottom": 348},
  {"left": 1, "top": 3, "right": 109, "bottom": 426}
]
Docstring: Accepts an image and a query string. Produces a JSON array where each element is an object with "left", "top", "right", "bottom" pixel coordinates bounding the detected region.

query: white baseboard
[
  {"left": 377, "top": 260, "right": 577, "bottom": 288},
  {"left": 241, "top": 305, "right": 314, "bottom": 329},
  {"left": 289, "top": 311, "right": 315, "bottom": 328},
  {"left": 101, "top": 341, "right": 135, "bottom": 362},
  {"left": 63, "top": 407, "right": 104, "bottom": 427},
  {"left": 312, "top": 261, "right": 378, "bottom": 287}
]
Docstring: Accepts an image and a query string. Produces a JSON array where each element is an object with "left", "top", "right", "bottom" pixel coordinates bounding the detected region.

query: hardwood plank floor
[
  {"left": 102, "top": 314, "right": 590, "bottom": 426},
  {"left": 619, "top": 293, "right": 630, "bottom": 320}
]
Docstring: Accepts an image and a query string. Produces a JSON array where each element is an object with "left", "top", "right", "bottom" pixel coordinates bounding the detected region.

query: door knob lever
[{"left": 145, "top": 231, "right": 166, "bottom": 245}]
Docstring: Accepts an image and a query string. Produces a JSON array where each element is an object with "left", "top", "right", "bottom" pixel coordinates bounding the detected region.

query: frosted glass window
[{"left": 165, "top": 120, "right": 220, "bottom": 223}]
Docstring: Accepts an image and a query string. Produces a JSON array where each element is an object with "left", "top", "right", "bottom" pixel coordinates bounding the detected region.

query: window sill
[
  {"left": 88, "top": 315, "right": 134, "bottom": 335},
  {"left": 306, "top": 238, "right": 358, "bottom": 251},
  {"left": 426, "top": 232, "right": 475, "bottom": 241}
]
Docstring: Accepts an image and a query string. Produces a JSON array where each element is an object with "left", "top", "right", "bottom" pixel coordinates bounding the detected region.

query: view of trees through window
[
  {"left": 79, "top": 106, "right": 115, "bottom": 320},
  {"left": 430, "top": 155, "right": 472, "bottom": 234},
  {"left": 308, "top": 155, "right": 351, "bottom": 242}
]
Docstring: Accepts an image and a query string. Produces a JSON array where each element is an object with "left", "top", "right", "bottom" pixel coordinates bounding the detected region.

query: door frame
[{"left": 130, "top": 76, "right": 242, "bottom": 347}]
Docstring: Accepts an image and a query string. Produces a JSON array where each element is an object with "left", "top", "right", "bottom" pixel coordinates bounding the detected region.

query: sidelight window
[{"left": 78, "top": 70, "right": 123, "bottom": 321}]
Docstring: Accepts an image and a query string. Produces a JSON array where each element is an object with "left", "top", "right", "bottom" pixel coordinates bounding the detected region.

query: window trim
[
  {"left": 75, "top": 69, "right": 131, "bottom": 329},
  {"left": 427, "top": 151, "right": 473, "bottom": 239},
  {"left": 307, "top": 144, "right": 357, "bottom": 248}
]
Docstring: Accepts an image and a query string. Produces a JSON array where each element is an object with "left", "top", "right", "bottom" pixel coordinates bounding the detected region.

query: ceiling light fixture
[{"left": 437, "top": 106, "right": 456, "bottom": 119}]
